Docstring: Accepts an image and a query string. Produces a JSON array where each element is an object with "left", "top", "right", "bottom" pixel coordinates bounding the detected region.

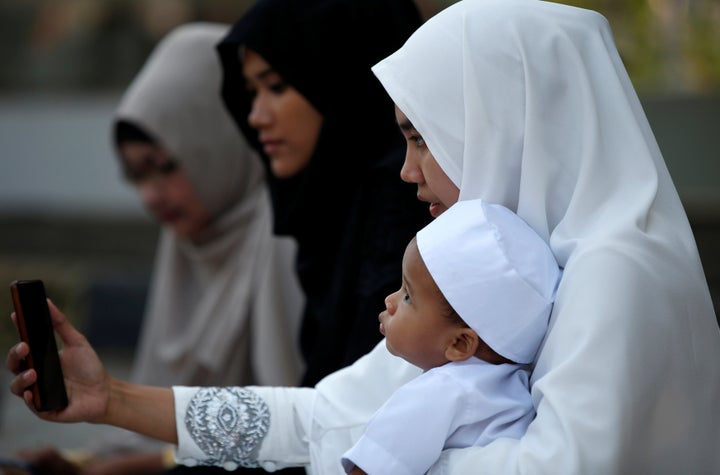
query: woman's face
[
  {"left": 242, "top": 48, "right": 323, "bottom": 179},
  {"left": 120, "top": 141, "right": 210, "bottom": 241},
  {"left": 395, "top": 106, "right": 459, "bottom": 218}
]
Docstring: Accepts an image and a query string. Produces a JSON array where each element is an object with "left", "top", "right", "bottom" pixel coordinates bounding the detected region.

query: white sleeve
[
  {"left": 310, "top": 340, "right": 422, "bottom": 474},
  {"left": 341, "top": 372, "right": 462, "bottom": 475},
  {"left": 172, "top": 340, "right": 421, "bottom": 475},
  {"left": 173, "top": 385, "right": 316, "bottom": 472}
]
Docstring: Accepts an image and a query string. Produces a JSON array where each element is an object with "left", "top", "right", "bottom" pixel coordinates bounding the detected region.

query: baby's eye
[{"left": 402, "top": 292, "right": 411, "bottom": 303}]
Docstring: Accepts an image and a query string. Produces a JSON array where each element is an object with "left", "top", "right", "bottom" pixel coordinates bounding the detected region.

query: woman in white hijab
[
  {"left": 370, "top": 0, "right": 720, "bottom": 472},
  {"left": 8, "top": 1, "right": 720, "bottom": 474}
]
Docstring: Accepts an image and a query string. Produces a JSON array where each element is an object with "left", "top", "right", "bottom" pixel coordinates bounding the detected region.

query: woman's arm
[
  {"left": 7, "top": 303, "right": 420, "bottom": 472},
  {"left": 6, "top": 301, "right": 177, "bottom": 444},
  {"left": 104, "top": 379, "right": 176, "bottom": 444}
]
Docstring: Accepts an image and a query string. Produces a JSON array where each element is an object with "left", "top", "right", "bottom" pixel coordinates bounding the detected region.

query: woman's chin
[{"left": 429, "top": 202, "right": 447, "bottom": 217}]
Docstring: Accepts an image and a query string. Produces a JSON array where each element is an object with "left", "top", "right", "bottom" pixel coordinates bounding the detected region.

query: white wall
[{"left": 0, "top": 93, "right": 145, "bottom": 217}]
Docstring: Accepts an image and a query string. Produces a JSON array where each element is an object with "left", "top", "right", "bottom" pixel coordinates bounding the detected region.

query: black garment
[{"left": 217, "top": 0, "right": 430, "bottom": 386}]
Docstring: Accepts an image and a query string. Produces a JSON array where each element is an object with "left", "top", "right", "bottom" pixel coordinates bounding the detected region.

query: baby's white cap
[{"left": 416, "top": 199, "right": 561, "bottom": 364}]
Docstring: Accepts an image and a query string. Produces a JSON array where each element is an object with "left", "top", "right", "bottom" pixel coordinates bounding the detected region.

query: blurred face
[
  {"left": 243, "top": 48, "right": 323, "bottom": 178},
  {"left": 120, "top": 141, "right": 210, "bottom": 241},
  {"left": 379, "top": 239, "right": 461, "bottom": 371},
  {"left": 395, "top": 106, "right": 459, "bottom": 218}
]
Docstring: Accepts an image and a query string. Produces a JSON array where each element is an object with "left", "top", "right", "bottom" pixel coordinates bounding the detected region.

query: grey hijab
[{"left": 114, "top": 23, "right": 304, "bottom": 390}]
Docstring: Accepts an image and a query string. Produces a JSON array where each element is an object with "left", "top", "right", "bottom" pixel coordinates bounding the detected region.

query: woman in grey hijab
[
  {"left": 115, "top": 22, "right": 302, "bottom": 394},
  {"left": 15, "top": 22, "right": 304, "bottom": 475}
]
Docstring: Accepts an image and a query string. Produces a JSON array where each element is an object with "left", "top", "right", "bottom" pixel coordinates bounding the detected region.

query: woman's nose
[
  {"left": 400, "top": 152, "right": 423, "bottom": 184},
  {"left": 247, "top": 95, "right": 272, "bottom": 130},
  {"left": 138, "top": 180, "right": 163, "bottom": 209}
]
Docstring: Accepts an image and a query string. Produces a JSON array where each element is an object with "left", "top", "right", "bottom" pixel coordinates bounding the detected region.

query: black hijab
[{"left": 217, "top": 0, "right": 429, "bottom": 385}]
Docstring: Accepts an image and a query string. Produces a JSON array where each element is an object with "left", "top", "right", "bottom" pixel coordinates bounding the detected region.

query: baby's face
[{"left": 380, "top": 239, "right": 461, "bottom": 371}]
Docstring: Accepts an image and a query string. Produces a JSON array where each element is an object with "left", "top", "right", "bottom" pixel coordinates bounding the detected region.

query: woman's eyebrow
[
  {"left": 257, "top": 67, "right": 276, "bottom": 80},
  {"left": 246, "top": 66, "right": 277, "bottom": 83},
  {"left": 396, "top": 118, "right": 416, "bottom": 133}
]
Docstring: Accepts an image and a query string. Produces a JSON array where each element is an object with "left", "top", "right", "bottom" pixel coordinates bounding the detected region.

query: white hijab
[
  {"left": 373, "top": 0, "right": 720, "bottom": 472},
  {"left": 115, "top": 23, "right": 304, "bottom": 390}
]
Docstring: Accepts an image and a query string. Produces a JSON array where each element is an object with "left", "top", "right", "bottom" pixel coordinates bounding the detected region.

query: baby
[{"left": 341, "top": 199, "right": 562, "bottom": 475}]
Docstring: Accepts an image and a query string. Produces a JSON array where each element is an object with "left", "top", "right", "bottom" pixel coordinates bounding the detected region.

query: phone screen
[{"left": 11, "top": 280, "right": 68, "bottom": 411}]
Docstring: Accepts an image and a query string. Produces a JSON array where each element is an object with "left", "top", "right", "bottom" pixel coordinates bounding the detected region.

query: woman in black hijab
[{"left": 217, "top": 0, "right": 430, "bottom": 387}]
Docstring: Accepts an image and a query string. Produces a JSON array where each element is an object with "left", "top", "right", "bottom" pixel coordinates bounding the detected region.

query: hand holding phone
[{"left": 10, "top": 279, "right": 69, "bottom": 411}]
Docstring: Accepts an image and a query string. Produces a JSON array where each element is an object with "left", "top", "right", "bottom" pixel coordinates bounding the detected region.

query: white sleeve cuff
[{"left": 172, "top": 385, "right": 316, "bottom": 472}]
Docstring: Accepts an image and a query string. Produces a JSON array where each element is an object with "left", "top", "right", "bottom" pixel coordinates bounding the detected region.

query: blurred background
[{"left": 0, "top": 0, "right": 718, "bottom": 456}]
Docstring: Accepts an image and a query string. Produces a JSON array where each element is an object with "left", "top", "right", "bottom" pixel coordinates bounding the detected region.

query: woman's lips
[
  {"left": 158, "top": 209, "right": 182, "bottom": 224},
  {"left": 417, "top": 193, "right": 444, "bottom": 218},
  {"left": 262, "top": 139, "right": 283, "bottom": 155}
]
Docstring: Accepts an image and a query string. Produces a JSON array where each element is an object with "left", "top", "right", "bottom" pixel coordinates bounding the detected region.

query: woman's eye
[
  {"left": 245, "top": 86, "right": 257, "bottom": 99},
  {"left": 269, "top": 81, "right": 288, "bottom": 94},
  {"left": 411, "top": 136, "right": 425, "bottom": 147}
]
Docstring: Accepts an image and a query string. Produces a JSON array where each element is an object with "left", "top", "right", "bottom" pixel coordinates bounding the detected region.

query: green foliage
[
  {"left": 540, "top": 0, "right": 720, "bottom": 93},
  {"left": 0, "top": 1, "right": 717, "bottom": 94}
]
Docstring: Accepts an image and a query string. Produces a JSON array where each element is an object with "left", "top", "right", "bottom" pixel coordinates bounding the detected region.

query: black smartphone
[{"left": 10, "top": 279, "right": 69, "bottom": 411}]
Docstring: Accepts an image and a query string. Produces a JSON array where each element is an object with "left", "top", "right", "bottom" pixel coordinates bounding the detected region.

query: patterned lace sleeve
[{"left": 183, "top": 387, "right": 270, "bottom": 470}]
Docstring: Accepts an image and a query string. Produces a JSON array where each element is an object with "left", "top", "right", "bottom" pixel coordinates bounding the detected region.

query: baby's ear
[{"left": 445, "top": 328, "right": 479, "bottom": 362}]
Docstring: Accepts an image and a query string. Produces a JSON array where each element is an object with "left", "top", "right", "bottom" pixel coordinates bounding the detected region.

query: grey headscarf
[{"left": 114, "top": 23, "right": 304, "bottom": 392}]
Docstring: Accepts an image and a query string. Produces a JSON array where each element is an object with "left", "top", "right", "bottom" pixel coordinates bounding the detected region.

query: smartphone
[{"left": 10, "top": 279, "right": 69, "bottom": 411}]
